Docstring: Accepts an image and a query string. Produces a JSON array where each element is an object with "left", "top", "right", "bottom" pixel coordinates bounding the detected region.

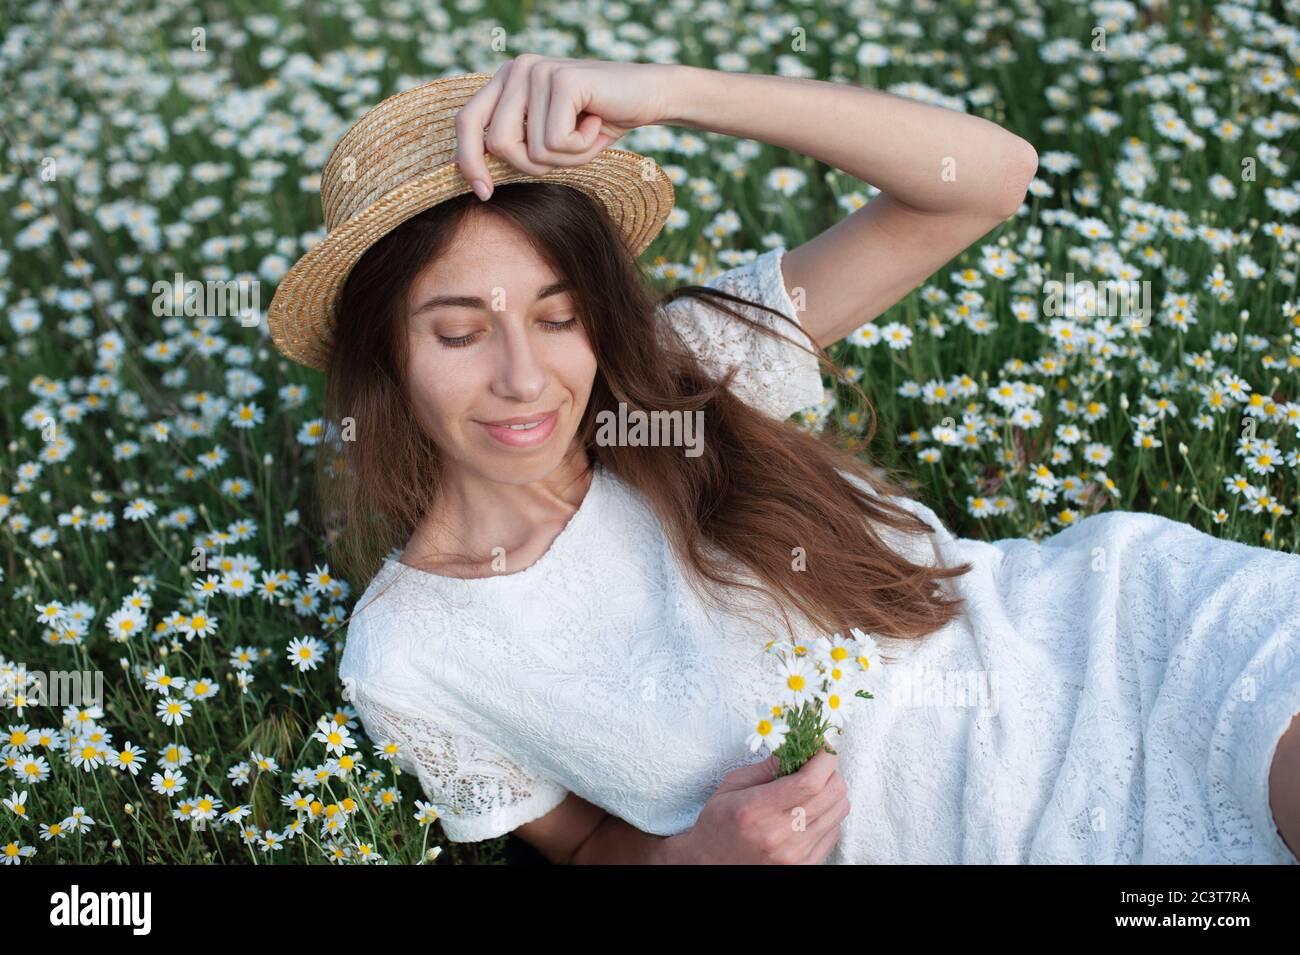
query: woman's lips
[{"left": 478, "top": 411, "right": 558, "bottom": 448}]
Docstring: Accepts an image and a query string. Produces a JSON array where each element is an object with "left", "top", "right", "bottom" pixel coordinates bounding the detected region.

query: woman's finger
[
  {"left": 582, "top": 116, "right": 616, "bottom": 152},
  {"left": 486, "top": 55, "right": 553, "bottom": 177},
  {"left": 453, "top": 66, "right": 509, "bottom": 197},
  {"left": 787, "top": 776, "right": 849, "bottom": 863},
  {"left": 547, "top": 112, "right": 610, "bottom": 169},
  {"left": 800, "top": 817, "right": 845, "bottom": 865},
  {"left": 526, "top": 64, "right": 555, "bottom": 164},
  {"left": 543, "top": 72, "right": 595, "bottom": 155},
  {"left": 790, "top": 768, "right": 847, "bottom": 832}
]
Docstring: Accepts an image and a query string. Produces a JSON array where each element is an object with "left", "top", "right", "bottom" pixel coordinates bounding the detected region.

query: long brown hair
[{"left": 319, "top": 181, "right": 972, "bottom": 647}]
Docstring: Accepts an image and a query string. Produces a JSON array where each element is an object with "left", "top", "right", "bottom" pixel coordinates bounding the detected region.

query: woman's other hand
[
  {"left": 453, "top": 55, "right": 676, "bottom": 199},
  {"left": 668, "top": 748, "right": 851, "bottom": 864}
]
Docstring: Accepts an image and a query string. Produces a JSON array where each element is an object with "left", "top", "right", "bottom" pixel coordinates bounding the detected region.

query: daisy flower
[
  {"left": 413, "top": 800, "right": 442, "bottom": 827},
  {"left": 177, "top": 611, "right": 219, "bottom": 641},
  {"left": 35, "top": 602, "right": 66, "bottom": 626},
  {"left": 287, "top": 635, "right": 326, "bottom": 671},
  {"left": 144, "top": 667, "right": 187, "bottom": 695},
  {"left": 191, "top": 794, "right": 223, "bottom": 822},
  {"left": 848, "top": 628, "right": 885, "bottom": 687},
  {"left": 122, "top": 498, "right": 158, "bottom": 521},
  {"left": 2, "top": 842, "right": 36, "bottom": 864},
  {"left": 776, "top": 654, "right": 817, "bottom": 709},
  {"left": 368, "top": 735, "right": 402, "bottom": 764},
  {"left": 150, "top": 768, "right": 187, "bottom": 797},
  {"left": 228, "top": 646, "right": 258, "bottom": 670},
  {"left": 110, "top": 742, "right": 146, "bottom": 775},
  {"left": 220, "top": 571, "right": 254, "bottom": 597},
  {"left": 304, "top": 565, "right": 335, "bottom": 594},
  {"left": 3, "top": 791, "right": 29, "bottom": 818},
  {"left": 38, "top": 820, "right": 68, "bottom": 841},
  {"left": 313, "top": 717, "right": 356, "bottom": 756},
  {"left": 183, "top": 675, "right": 219, "bottom": 701},
  {"left": 297, "top": 419, "right": 327, "bottom": 445},
  {"left": 13, "top": 753, "right": 51, "bottom": 785},
  {"left": 880, "top": 322, "right": 913, "bottom": 350},
  {"left": 250, "top": 751, "right": 279, "bottom": 774},
  {"left": 229, "top": 402, "right": 266, "bottom": 429},
  {"left": 106, "top": 606, "right": 147, "bottom": 642},
  {"left": 747, "top": 701, "right": 790, "bottom": 754},
  {"left": 155, "top": 696, "right": 193, "bottom": 727},
  {"left": 63, "top": 807, "right": 95, "bottom": 833},
  {"left": 68, "top": 741, "right": 107, "bottom": 772}
]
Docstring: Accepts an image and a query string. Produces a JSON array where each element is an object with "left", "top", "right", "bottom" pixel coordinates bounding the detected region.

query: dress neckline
[{"left": 384, "top": 460, "right": 605, "bottom": 587}]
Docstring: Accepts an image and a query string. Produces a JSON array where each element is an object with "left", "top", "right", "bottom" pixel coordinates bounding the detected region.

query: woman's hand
[
  {"left": 665, "top": 748, "right": 851, "bottom": 864},
  {"left": 452, "top": 55, "right": 674, "bottom": 199}
]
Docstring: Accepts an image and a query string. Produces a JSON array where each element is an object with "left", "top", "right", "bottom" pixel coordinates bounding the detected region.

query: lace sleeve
[
  {"left": 342, "top": 675, "right": 570, "bottom": 843},
  {"left": 657, "top": 246, "right": 826, "bottom": 422}
]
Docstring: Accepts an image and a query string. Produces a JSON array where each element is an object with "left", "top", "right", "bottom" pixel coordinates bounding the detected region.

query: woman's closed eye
[{"left": 438, "top": 316, "right": 580, "bottom": 348}]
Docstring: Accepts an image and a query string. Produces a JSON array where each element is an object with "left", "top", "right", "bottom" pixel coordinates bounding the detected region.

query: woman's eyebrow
[{"left": 411, "top": 281, "right": 569, "bottom": 315}]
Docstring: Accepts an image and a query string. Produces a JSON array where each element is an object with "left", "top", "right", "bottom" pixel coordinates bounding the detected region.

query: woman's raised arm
[{"left": 657, "top": 64, "right": 1039, "bottom": 350}]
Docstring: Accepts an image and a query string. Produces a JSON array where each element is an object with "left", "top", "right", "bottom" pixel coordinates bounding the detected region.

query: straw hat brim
[{"left": 266, "top": 148, "right": 674, "bottom": 372}]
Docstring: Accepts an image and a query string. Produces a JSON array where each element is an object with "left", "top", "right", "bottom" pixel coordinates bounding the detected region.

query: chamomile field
[{"left": 1, "top": 0, "right": 1297, "bottom": 864}]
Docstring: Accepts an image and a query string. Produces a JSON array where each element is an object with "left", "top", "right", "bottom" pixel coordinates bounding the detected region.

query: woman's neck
[{"left": 402, "top": 445, "right": 594, "bottom": 576}]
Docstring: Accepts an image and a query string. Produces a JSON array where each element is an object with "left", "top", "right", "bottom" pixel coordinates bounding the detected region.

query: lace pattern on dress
[
  {"left": 656, "top": 246, "right": 826, "bottom": 421},
  {"left": 342, "top": 672, "right": 569, "bottom": 842}
]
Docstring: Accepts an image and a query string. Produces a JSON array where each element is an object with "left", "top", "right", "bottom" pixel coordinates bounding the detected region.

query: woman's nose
[{"left": 490, "top": 321, "right": 548, "bottom": 402}]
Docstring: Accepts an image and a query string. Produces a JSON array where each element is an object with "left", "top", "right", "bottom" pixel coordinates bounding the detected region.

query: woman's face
[{"left": 402, "top": 213, "right": 597, "bottom": 485}]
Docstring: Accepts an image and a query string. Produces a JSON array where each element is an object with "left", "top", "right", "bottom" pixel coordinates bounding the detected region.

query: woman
[{"left": 268, "top": 58, "right": 1300, "bottom": 864}]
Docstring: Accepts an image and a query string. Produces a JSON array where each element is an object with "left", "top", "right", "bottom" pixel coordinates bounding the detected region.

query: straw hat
[{"left": 266, "top": 71, "right": 676, "bottom": 371}]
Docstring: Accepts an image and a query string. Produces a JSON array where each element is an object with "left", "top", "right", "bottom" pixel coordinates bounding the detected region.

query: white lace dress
[{"left": 338, "top": 247, "right": 1300, "bottom": 864}]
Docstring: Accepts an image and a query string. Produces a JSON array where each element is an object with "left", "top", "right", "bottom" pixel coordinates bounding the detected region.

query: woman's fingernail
[{"left": 470, "top": 179, "right": 490, "bottom": 201}]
